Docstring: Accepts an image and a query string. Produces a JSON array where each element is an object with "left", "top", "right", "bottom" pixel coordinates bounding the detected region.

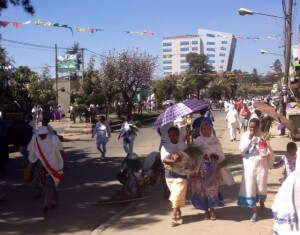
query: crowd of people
[
  {"left": 1, "top": 98, "right": 300, "bottom": 234},
  {"left": 156, "top": 99, "right": 299, "bottom": 234}
]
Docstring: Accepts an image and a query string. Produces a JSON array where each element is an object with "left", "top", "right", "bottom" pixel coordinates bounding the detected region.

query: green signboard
[{"left": 57, "top": 54, "right": 78, "bottom": 73}]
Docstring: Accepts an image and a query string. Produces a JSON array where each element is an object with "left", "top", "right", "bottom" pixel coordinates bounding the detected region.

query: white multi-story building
[{"left": 162, "top": 29, "right": 237, "bottom": 76}]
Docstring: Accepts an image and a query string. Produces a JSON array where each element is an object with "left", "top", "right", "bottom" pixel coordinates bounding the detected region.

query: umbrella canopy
[
  {"left": 254, "top": 101, "right": 298, "bottom": 135},
  {"left": 154, "top": 103, "right": 193, "bottom": 128},
  {"left": 183, "top": 99, "right": 210, "bottom": 112}
]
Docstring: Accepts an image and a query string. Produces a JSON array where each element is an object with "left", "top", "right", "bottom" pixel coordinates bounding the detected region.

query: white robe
[
  {"left": 238, "top": 131, "right": 274, "bottom": 207},
  {"left": 27, "top": 134, "right": 64, "bottom": 184}
]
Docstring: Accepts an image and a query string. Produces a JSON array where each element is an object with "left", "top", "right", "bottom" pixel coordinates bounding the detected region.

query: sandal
[
  {"left": 250, "top": 215, "right": 258, "bottom": 222},
  {"left": 171, "top": 217, "right": 179, "bottom": 227},
  {"left": 203, "top": 211, "right": 210, "bottom": 220},
  {"left": 210, "top": 210, "right": 217, "bottom": 220}
]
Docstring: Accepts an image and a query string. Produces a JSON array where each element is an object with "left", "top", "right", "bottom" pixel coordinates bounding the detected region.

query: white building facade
[{"left": 162, "top": 29, "right": 237, "bottom": 76}]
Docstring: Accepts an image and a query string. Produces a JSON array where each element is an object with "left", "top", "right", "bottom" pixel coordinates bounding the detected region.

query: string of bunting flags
[{"left": 0, "top": 19, "right": 284, "bottom": 41}]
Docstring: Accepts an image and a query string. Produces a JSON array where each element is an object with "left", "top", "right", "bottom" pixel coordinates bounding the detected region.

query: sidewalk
[{"left": 92, "top": 112, "right": 289, "bottom": 235}]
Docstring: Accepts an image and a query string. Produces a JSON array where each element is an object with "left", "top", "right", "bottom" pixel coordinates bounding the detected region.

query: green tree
[
  {"left": 272, "top": 59, "right": 283, "bottom": 74},
  {"left": 152, "top": 78, "right": 177, "bottom": 102},
  {"left": 0, "top": 0, "right": 34, "bottom": 15},
  {"left": 101, "top": 50, "right": 156, "bottom": 115},
  {"left": 186, "top": 53, "right": 212, "bottom": 98}
]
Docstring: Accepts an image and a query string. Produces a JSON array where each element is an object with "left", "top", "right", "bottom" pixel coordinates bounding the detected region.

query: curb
[{"left": 90, "top": 202, "right": 136, "bottom": 235}]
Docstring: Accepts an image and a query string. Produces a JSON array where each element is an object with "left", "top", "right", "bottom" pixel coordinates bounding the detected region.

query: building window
[
  {"left": 221, "top": 47, "right": 226, "bottom": 51},
  {"left": 163, "top": 48, "right": 172, "bottom": 53},
  {"left": 207, "top": 42, "right": 215, "bottom": 45},
  {"left": 208, "top": 60, "right": 215, "bottom": 64},
  {"left": 221, "top": 41, "right": 228, "bottom": 44},
  {"left": 221, "top": 60, "right": 225, "bottom": 63},
  {"left": 192, "top": 47, "right": 198, "bottom": 51},
  {"left": 220, "top": 66, "right": 224, "bottom": 69},
  {"left": 180, "top": 41, "right": 189, "bottom": 46},
  {"left": 192, "top": 41, "right": 198, "bottom": 45},
  {"left": 163, "top": 42, "right": 172, "bottom": 47},
  {"left": 207, "top": 48, "right": 215, "bottom": 51},
  {"left": 180, "top": 65, "right": 189, "bottom": 70},
  {"left": 207, "top": 33, "right": 215, "bottom": 38},
  {"left": 220, "top": 53, "right": 226, "bottom": 57},
  {"left": 163, "top": 60, "right": 172, "bottom": 64},
  {"left": 180, "top": 47, "right": 189, "bottom": 52},
  {"left": 164, "top": 72, "right": 172, "bottom": 75},
  {"left": 180, "top": 54, "right": 187, "bottom": 58},
  {"left": 163, "top": 66, "right": 172, "bottom": 70},
  {"left": 207, "top": 54, "right": 215, "bottom": 57},
  {"left": 180, "top": 59, "right": 187, "bottom": 63}
]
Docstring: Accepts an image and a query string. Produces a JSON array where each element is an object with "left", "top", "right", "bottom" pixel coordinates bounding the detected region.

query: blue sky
[{"left": 0, "top": 0, "right": 299, "bottom": 76}]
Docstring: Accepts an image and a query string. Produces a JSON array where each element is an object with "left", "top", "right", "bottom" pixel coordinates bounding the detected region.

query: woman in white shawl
[
  {"left": 187, "top": 118, "right": 233, "bottom": 220},
  {"left": 226, "top": 104, "right": 240, "bottom": 141},
  {"left": 272, "top": 149, "right": 300, "bottom": 234},
  {"left": 238, "top": 118, "right": 274, "bottom": 222}
]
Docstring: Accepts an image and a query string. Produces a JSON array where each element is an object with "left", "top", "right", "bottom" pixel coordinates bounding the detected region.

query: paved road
[
  {"left": 0, "top": 122, "right": 160, "bottom": 235},
  {"left": 0, "top": 111, "right": 289, "bottom": 235}
]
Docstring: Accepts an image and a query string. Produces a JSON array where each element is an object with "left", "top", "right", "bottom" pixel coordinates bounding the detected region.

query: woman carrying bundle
[
  {"left": 160, "top": 126, "right": 188, "bottom": 227},
  {"left": 187, "top": 118, "right": 233, "bottom": 220}
]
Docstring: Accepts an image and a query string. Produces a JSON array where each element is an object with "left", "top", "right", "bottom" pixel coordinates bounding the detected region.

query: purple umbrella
[
  {"left": 154, "top": 103, "right": 193, "bottom": 128},
  {"left": 183, "top": 99, "right": 210, "bottom": 112}
]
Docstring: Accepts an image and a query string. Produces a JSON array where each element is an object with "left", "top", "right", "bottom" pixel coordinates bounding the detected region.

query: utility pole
[
  {"left": 81, "top": 48, "right": 84, "bottom": 82},
  {"left": 281, "top": 0, "right": 294, "bottom": 134},
  {"left": 55, "top": 44, "right": 59, "bottom": 102}
]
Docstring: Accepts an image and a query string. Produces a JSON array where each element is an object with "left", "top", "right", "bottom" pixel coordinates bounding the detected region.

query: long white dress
[
  {"left": 272, "top": 149, "right": 300, "bottom": 234},
  {"left": 237, "top": 131, "right": 274, "bottom": 207}
]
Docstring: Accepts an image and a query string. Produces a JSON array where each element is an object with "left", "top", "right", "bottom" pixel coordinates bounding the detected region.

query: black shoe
[{"left": 231, "top": 140, "right": 233, "bottom": 142}]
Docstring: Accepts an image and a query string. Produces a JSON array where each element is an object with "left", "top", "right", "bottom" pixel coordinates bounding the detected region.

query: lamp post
[
  {"left": 239, "top": 2, "right": 294, "bottom": 135},
  {"left": 260, "top": 50, "right": 283, "bottom": 57}
]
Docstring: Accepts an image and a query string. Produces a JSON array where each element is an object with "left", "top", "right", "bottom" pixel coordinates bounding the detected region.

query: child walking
[
  {"left": 273, "top": 142, "right": 297, "bottom": 179},
  {"left": 92, "top": 116, "right": 111, "bottom": 160},
  {"left": 160, "top": 126, "right": 188, "bottom": 227}
]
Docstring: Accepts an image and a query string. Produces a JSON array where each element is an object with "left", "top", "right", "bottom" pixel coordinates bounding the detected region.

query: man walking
[
  {"left": 92, "top": 116, "right": 111, "bottom": 160},
  {"left": 27, "top": 126, "right": 65, "bottom": 218}
]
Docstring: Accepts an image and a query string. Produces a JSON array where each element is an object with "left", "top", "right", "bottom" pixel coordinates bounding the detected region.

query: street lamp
[
  {"left": 238, "top": 8, "right": 284, "bottom": 19},
  {"left": 260, "top": 50, "right": 283, "bottom": 57},
  {"left": 239, "top": 2, "right": 295, "bottom": 136}
]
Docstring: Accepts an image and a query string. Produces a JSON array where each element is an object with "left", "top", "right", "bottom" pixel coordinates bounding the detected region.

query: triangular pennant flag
[
  {"left": 68, "top": 27, "right": 73, "bottom": 35},
  {"left": 125, "top": 31, "right": 130, "bottom": 34},
  {"left": 53, "top": 23, "right": 60, "bottom": 27},
  {"left": 76, "top": 28, "right": 86, "bottom": 32},
  {"left": 87, "top": 27, "right": 96, "bottom": 33},
  {"left": 96, "top": 29, "right": 104, "bottom": 32},
  {"left": 13, "top": 22, "right": 21, "bottom": 28},
  {"left": 61, "top": 25, "right": 68, "bottom": 28},
  {"left": 34, "top": 19, "right": 43, "bottom": 25},
  {"left": 0, "top": 21, "right": 10, "bottom": 27},
  {"left": 23, "top": 21, "right": 32, "bottom": 25},
  {"left": 44, "top": 21, "right": 51, "bottom": 26}
]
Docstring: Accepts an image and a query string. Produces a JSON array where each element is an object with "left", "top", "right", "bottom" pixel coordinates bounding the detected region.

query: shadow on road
[{"left": 0, "top": 141, "right": 128, "bottom": 235}]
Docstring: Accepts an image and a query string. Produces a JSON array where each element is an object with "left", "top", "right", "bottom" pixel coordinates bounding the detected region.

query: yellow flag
[
  {"left": 76, "top": 28, "right": 86, "bottom": 32},
  {"left": 34, "top": 19, "right": 43, "bottom": 25},
  {"left": 44, "top": 21, "right": 51, "bottom": 26}
]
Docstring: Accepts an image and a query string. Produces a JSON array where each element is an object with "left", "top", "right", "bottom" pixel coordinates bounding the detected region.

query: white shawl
[
  {"left": 27, "top": 134, "right": 64, "bottom": 184},
  {"left": 272, "top": 149, "right": 300, "bottom": 234}
]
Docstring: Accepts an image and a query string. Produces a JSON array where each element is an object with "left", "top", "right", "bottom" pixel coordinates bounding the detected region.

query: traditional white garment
[
  {"left": 174, "top": 117, "right": 187, "bottom": 142},
  {"left": 272, "top": 149, "right": 300, "bottom": 234},
  {"left": 27, "top": 132, "right": 64, "bottom": 185},
  {"left": 193, "top": 126, "right": 234, "bottom": 186},
  {"left": 237, "top": 131, "right": 274, "bottom": 207},
  {"left": 160, "top": 141, "right": 188, "bottom": 161},
  {"left": 226, "top": 105, "right": 240, "bottom": 140}
]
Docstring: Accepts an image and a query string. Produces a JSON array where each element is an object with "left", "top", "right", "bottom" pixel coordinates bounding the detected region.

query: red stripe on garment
[{"left": 36, "top": 137, "right": 63, "bottom": 180}]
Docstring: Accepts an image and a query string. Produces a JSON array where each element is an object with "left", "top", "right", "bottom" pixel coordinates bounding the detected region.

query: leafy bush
[{"left": 135, "top": 120, "right": 143, "bottom": 127}]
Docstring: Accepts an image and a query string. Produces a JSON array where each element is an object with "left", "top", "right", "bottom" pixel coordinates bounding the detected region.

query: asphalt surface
[{"left": 0, "top": 122, "right": 160, "bottom": 235}]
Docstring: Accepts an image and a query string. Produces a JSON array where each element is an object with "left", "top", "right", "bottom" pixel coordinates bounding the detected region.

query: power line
[
  {"left": 1, "top": 38, "right": 68, "bottom": 50},
  {"left": 0, "top": 43, "right": 66, "bottom": 52}
]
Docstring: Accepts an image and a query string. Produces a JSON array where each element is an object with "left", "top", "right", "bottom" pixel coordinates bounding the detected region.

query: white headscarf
[{"left": 272, "top": 149, "right": 300, "bottom": 233}]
